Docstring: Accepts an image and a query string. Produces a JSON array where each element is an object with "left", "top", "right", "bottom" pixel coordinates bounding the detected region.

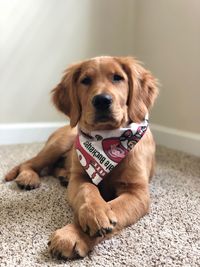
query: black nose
[{"left": 92, "top": 94, "right": 112, "bottom": 110}]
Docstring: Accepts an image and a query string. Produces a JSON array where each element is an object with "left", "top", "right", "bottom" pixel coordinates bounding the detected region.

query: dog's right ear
[{"left": 52, "top": 62, "right": 82, "bottom": 127}]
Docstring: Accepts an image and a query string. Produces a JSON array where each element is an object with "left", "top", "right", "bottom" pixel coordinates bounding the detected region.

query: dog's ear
[
  {"left": 52, "top": 62, "right": 82, "bottom": 127},
  {"left": 116, "top": 57, "right": 159, "bottom": 122}
]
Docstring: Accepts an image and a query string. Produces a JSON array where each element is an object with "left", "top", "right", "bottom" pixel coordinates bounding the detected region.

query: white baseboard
[
  {"left": 0, "top": 122, "right": 199, "bottom": 157},
  {"left": 151, "top": 124, "right": 200, "bottom": 157},
  {"left": 0, "top": 122, "right": 67, "bottom": 145}
]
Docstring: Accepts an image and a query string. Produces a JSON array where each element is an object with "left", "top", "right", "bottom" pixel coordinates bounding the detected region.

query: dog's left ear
[{"left": 116, "top": 57, "right": 159, "bottom": 122}]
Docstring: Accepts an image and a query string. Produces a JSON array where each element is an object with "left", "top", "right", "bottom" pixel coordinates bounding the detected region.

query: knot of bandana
[{"left": 75, "top": 115, "right": 149, "bottom": 185}]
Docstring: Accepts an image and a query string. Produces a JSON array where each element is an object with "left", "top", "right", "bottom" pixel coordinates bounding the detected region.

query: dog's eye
[
  {"left": 81, "top": 76, "right": 92, "bottom": 85},
  {"left": 112, "top": 74, "right": 124, "bottom": 83}
]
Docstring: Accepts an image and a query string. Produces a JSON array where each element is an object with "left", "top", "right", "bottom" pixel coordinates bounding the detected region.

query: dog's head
[{"left": 52, "top": 56, "right": 158, "bottom": 131}]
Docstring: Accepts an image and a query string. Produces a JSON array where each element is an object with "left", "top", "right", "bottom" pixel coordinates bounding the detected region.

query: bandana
[{"left": 75, "top": 115, "right": 149, "bottom": 185}]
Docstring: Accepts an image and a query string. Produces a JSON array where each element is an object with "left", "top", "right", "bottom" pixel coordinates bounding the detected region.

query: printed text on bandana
[{"left": 83, "top": 141, "right": 114, "bottom": 171}]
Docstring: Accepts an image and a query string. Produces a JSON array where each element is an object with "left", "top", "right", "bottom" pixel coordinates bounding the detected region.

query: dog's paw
[
  {"left": 48, "top": 224, "right": 92, "bottom": 259},
  {"left": 15, "top": 170, "right": 40, "bottom": 190},
  {"left": 78, "top": 201, "right": 117, "bottom": 237}
]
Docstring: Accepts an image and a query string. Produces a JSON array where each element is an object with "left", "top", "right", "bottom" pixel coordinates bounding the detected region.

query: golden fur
[{"left": 5, "top": 56, "right": 158, "bottom": 259}]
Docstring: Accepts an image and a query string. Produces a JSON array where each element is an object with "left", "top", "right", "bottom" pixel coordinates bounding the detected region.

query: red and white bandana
[{"left": 75, "top": 115, "right": 149, "bottom": 185}]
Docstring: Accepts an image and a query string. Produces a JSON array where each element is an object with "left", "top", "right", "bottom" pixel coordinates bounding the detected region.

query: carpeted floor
[{"left": 0, "top": 143, "right": 200, "bottom": 267}]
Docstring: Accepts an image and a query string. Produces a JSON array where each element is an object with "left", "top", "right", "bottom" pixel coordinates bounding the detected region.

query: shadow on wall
[{"left": 0, "top": 0, "right": 136, "bottom": 124}]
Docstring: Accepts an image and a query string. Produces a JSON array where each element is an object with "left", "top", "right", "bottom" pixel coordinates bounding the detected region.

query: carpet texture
[{"left": 0, "top": 143, "right": 200, "bottom": 267}]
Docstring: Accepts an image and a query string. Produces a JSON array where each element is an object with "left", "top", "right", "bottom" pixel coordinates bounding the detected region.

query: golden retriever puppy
[{"left": 5, "top": 56, "right": 158, "bottom": 259}]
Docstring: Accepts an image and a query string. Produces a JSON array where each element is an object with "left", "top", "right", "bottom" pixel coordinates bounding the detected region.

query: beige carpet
[{"left": 0, "top": 143, "right": 200, "bottom": 267}]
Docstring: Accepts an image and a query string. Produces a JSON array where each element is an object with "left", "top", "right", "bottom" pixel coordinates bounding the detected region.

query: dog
[{"left": 5, "top": 56, "right": 158, "bottom": 259}]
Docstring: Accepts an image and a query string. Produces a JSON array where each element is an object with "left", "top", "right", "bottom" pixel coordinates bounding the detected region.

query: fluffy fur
[{"left": 5, "top": 56, "right": 158, "bottom": 259}]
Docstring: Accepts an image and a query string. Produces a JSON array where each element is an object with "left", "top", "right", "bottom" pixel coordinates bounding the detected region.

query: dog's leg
[
  {"left": 48, "top": 174, "right": 117, "bottom": 259},
  {"left": 48, "top": 175, "right": 149, "bottom": 259},
  {"left": 67, "top": 152, "right": 151, "bottom": 237},
  {"left": 108, "top": 180, "right": 150, "bottom": 230},
  {"left": 68, "top": 176, "right": 118, "bottom": 237},
  {"left": 48, "top": 147, "right": 151, "bottom": 259},
  {"left": 5, "top": 126, "right": 76, "bottom": 190}
]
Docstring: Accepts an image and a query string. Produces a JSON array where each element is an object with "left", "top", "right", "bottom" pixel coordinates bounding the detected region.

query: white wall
[
  {"left": 0, "top": 0, "right": 135, "bottom": 123},
  {"left": 134, "top": 0, "right": 200, "bottom": 134},
  {"left": 1, "top": 0, "right": 200, "bottom": 155}
]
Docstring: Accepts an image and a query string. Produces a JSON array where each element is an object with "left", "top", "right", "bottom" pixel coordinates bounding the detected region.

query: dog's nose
[{"left": 92, "top": 94, "right": 112, "bottom": 110}]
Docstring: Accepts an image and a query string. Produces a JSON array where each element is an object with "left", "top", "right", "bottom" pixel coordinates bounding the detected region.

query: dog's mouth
[
  {"left": 94, "top": 112, "right": 114, "bottom": 123},
  {"left": 80, "top": 106, "right": 127, "bottom": 132},
  {"left": 91, "top": 110, "right": 125, "bottom": 130}
]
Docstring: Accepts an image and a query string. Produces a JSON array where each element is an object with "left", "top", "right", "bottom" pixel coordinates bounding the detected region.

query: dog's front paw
[
  {"left": 48, "top": 224, "right": 93, "bottom": 259},
  {"left": 15, "top": 170, "right": 40, "bottom": 190},
  {"left": 78, "top": 201, "right": 117, "bottom": 237}
]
